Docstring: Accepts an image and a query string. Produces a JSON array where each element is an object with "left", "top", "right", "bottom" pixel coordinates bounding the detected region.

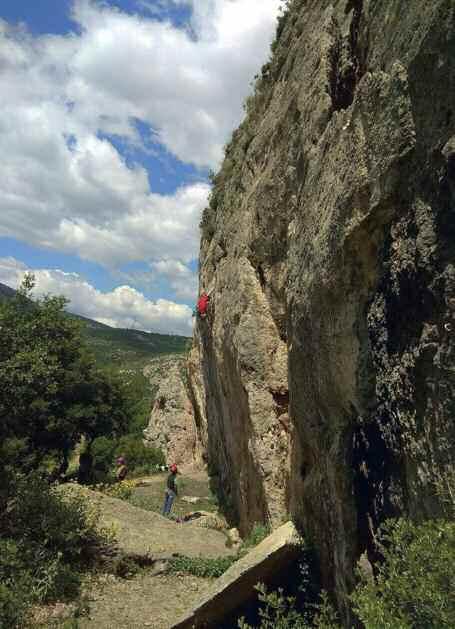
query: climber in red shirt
[{"left": 196, "top": 292, "right": 210, "bottom": 318}]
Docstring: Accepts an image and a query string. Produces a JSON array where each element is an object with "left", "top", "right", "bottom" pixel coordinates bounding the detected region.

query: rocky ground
[
  {"left": 38, "top": 473, "right": 233, "bottom": 629},
  {"left": 130, "top": 471, "right": 220, "bottom": 520},
  {"left": 79, "top": 573, "right": 213, "bottom": 629}
]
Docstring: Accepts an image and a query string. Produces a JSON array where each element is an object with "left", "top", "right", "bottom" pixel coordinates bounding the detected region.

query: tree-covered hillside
[{"left": 0, "top": 281, "right": 190, "bottom": 369}]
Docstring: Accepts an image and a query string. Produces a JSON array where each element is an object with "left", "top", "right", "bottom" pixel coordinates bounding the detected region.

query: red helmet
[{"left": 170, "top": 464, "right": 178, "bottom": 473}]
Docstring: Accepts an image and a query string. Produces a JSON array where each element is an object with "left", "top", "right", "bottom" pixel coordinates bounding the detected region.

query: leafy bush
[
  {"left": 0, "top": 474, "right": 111, "bottom": 628},
  {"left": 238, "top": 584, "right": 307, "bottom": 629},
  {"left": 168, "top": 555, "right": 236, "bottom": 578},
  {"left": 352, "top": 518, "right": 455, "bottom": 629},
  {"left": 114, "top": 434, "right": 165, "bottom": 476},
  {"left": 0, "top": 579, "right": 29, "bottom": 629},
  {"left": 0, "top": 539, "right": 33, "bottom": 628},
  {"left": 91, "top": 435, "right": 117, "bottom": 476},
  {"left": 99, "top": 480, "right": 136, "bottom": 501},
  {"left": 6, "top": 475, "right": 104, "bottom": 564},
  {"left": 242, "top": 523, "right": 271, "bottom": 549},
  {"left": 0, "top": 274, "right": 129, "bottom": 482},
  {"left": 90, "top": 433, "right": 164, "bottom": 481},
  {"left": 237, "top": 585, "right": 340, "bottom": 629},
  {"left": 238, "top": 517, "right": 455, "bottom": 628}
]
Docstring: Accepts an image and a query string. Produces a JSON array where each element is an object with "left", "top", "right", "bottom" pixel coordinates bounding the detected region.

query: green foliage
[
  {"left": 236, "top": 552, "right": 340, "bottom": 629},
  {"left": 0, "top": 474, "right": 110, "bottom": 628},
  {"left": 90, "top": 366, "right": 164, "bottom": 481},
  {"left": 122, "top": 371, "right": 154, "bottom": 434},
  {"left": 0, "top": 275, "right": 129, "bottom": 482},
  {"left": 0, "top": 538, "right": 34, "bottom": 628},
  {"left": 96, "top": 480, "right": 135, "bottom": 501},
  {"left": 91, "top": 435, "right": 117, "bottom": 476},
  {"left": 5, "top": 475, "right": 102, "bottom": 562},
  {"left": 312, "top": 593, "right": 343, "bottom": 629},
  {"left": 0, "top": 578, "right": 29, "bottom": 629},
  {"left": 238, "top": 517, "right": 455, "bottom": 628},
  {"left": 91, "top": 433, "right": 165, "bottom": 480},
  {"left": 80, "top": 322, "right": 188, "bottom": 368},
  {"left": 238, "top": 585, "right": 340, "bottom": 629},
  {"left": 351, "top": 518, "right": 455, "bottom": 629},
  {"left": 238, "top": 584, "right": 308, "bottom": 629},
  {"left": 168, "top": 555, "right": 236, "bottom": 579},
  {"left": 115, "top": 434, "right": 165, "bottom": 473},
  {"left": 242, "top": 523, "right": 271, "bottom": 549},
  {"left": 87, "top": 366, "right": 165, "bottom": 482}
]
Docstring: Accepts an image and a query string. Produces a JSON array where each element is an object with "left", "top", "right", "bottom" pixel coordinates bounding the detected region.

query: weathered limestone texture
[
  {"left": 193, "top": 0, "right": 455, "bottom": 618},
  {"left": 143, "top": 362, "right": 204, "bottom": 471}
]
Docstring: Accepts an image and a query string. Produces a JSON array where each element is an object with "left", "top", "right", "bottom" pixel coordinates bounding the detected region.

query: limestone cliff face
[
  {"left": 193, "top": 0, "right": 455, "bottom": 616},
  {"left": 143, "top": 360, "right": 205, "bottom": 471}
]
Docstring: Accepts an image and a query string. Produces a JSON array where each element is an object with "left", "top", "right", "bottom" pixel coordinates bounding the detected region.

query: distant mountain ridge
[
  {"left": 0, "top": 281, "right": 189, "bottom": 366},
  {"left": 0, "top": 282, "right": 16, "bottom": 300}
]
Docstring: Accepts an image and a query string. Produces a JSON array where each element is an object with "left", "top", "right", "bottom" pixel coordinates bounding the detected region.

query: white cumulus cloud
[
  {"left": 0, "top": 0, "right": 280, "bottom": 277},
  {"left": 150, "top": 259, "right": 198, "bottom": 300},
  {"left": 0, "top": 257, "right": 192, "bottom": 336}
]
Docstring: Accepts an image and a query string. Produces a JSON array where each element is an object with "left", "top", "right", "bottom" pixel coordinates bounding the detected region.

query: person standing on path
[
  {"left": 116, "top": 456, "right": 128, "bottom": 482},
  {"left": 162, "top": 464, "right": 178, "bottom": 516}
]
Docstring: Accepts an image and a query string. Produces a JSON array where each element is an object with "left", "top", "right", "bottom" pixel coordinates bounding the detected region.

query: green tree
[{"left": 0, "top": 274, "right": 129, "bottom": 482}]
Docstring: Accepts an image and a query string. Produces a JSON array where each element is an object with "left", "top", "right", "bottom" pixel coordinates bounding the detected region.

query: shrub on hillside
[
  {"left": 242, "top": 523, "right": 271, "bottom": 549},
  {"left": 114, "top": 434, "right": 165, "bottom": 475},
  {"left": 169, "top": 555, "right": 236, "bottom": 579},
  {"left": 91, "top": 435, "right": 117, "bottom": 477},
  {"left": 237, "top": 584, "right": 340, "bottom": 629},
  {"left": 352, "top": 518, "right": 455, "bottom": 628},
  {"left": 97, "top": 480, "right": 135, "bottom": 501},
  {"left": 5, "top": 475, "right": 103, "bottom": 564},
  {"left": 0, "top": 474, "right": 110, "bottom": 627},
  {"left": 0, "top": 274, "right": 129, "bottom": 484},
  {"left": 238, "top": 517, "right": 455, "bottom": 628},
  {"left": 91, "top": 434, "right": 164, "bottom": 480}
]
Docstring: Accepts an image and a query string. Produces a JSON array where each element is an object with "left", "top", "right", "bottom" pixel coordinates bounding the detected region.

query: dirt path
[
  {"left": 79, "top": 573, "right": 213, "bottom": 629},
  {"left": 57, "top": 473, "right": 233, "bottom": 629}
]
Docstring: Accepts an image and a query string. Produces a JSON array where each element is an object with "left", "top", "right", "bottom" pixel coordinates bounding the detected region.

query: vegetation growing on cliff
[{"left": 239, "top": 518, "right": 455, "bottom": 629}]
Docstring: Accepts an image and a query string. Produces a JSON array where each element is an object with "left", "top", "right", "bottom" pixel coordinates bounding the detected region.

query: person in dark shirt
[
  {"left": 162, "top": 464, "right": 178, "bottom": 516},
  {"left": 116, "top": 456, "right": 128, "bottom": 482}
]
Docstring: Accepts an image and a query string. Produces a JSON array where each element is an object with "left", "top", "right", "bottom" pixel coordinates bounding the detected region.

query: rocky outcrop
[
  {"left": 172, "top": 522, "right": 302, "bottom": 629},
  {"left": 192, "top": 0, "right": 455, "bottom": 619},
  {"left": 57, "top": 484, "right": 232, "bottom": 561},
  {"left": 143, "top": 361, "right": 205, "bottom": 471},
  {"left": 186, "top": 344, "right": 209, "bottom": 466}
]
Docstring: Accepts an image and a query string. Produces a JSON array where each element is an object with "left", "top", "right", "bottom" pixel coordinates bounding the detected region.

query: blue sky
[
  {"left": 0, "top": 0, "right": 192, "bottom": 35},
  {"left": 0, "top": 0, "right": 280, "bottom": 334}
]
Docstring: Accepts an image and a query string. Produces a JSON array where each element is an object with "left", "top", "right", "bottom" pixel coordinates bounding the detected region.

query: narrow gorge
[{"left": 145, "top": 0, "right": 455, "bottom": 619}]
